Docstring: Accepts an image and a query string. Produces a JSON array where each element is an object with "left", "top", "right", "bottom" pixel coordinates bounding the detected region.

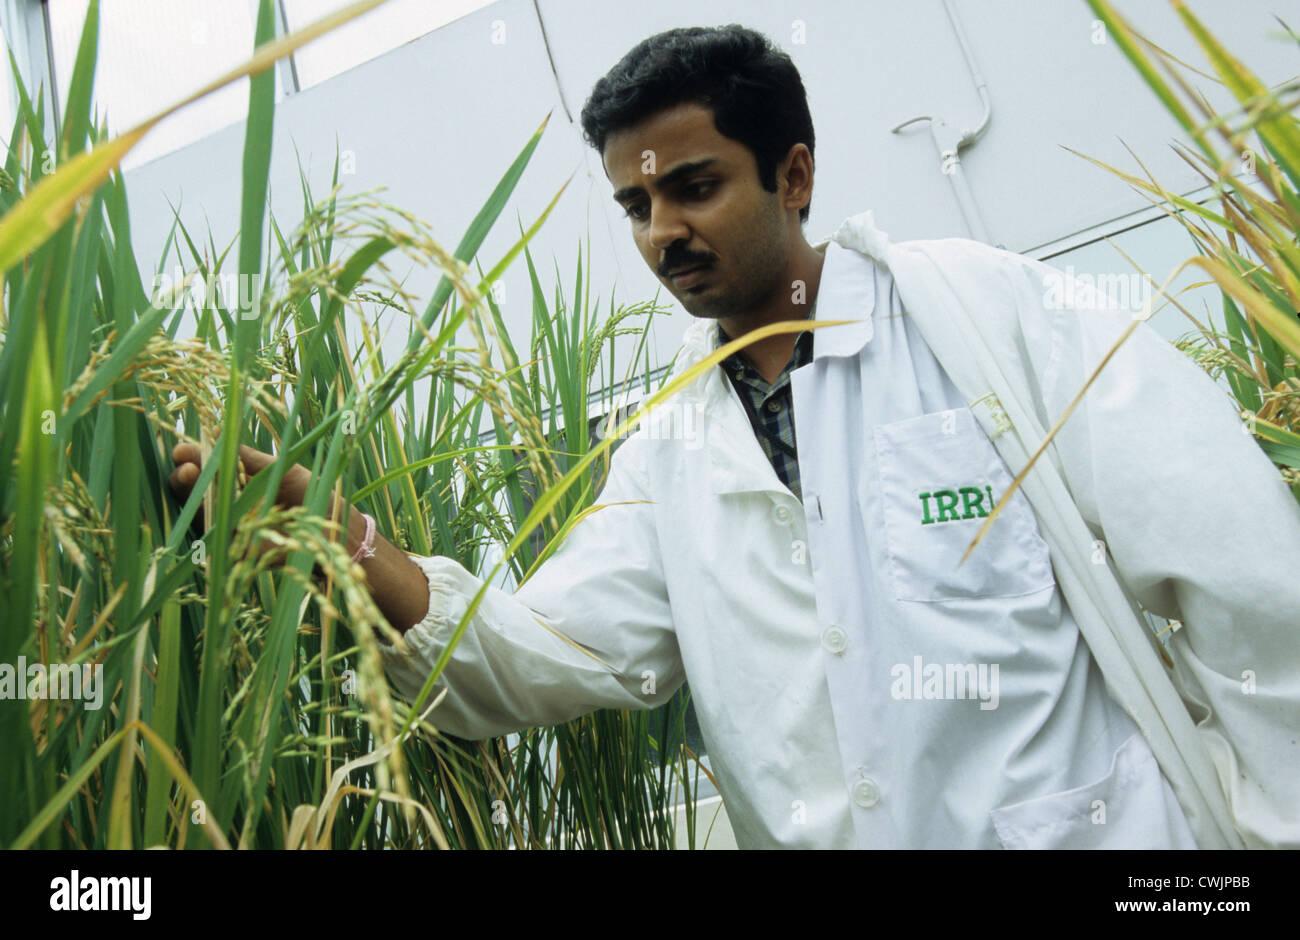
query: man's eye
[
  {"left": 686, "top": 181, "right": 715, "bottom": 198},
  {"left": 623, "top": 203, "right": 647, "bottom": 221}
]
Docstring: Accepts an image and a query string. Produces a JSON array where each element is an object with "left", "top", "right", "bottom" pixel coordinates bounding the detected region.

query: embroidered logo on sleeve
[{"left": 917, "top": 486, "right": 997, "bottom": 524}]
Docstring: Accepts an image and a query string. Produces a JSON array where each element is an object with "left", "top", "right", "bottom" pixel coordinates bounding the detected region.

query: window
[
  {"left": 37, "top": 0, "right": 498, "bottom": 169},
  {"left": 279, "top": 0, "right": 496, "bottom": 90},
  {"left": 47, "top": 0, "right": 265, "bottom": 170}
]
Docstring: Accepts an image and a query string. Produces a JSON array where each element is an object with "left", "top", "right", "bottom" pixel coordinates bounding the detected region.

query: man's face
[{"left": 602, "top": 101, "right": 797, "bottom": 320}]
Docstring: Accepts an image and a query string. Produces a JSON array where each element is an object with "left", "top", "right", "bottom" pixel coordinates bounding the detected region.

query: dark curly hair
[{"left": 580, "top": 24, "right": 815, "bottom": 224}]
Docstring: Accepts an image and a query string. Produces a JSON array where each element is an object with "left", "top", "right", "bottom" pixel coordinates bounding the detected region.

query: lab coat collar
[
  {"left": 673, "top": 208, "right": 888, "bottom": 398},
  {"left": 808, "top": 216, "right": 879, "bottom": 360},
  {"left": 664, "top": 210, "right": 889, "bottom": 498}
]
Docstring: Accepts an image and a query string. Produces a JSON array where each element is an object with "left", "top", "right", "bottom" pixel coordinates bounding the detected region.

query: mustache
[{"left": 660, "top": 254, "right": 714, "bottom": 277}]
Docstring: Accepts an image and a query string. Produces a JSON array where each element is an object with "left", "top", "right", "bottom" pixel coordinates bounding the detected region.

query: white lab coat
[{"left": 378, "top": 210, "right": 1300, "bottom": 849}]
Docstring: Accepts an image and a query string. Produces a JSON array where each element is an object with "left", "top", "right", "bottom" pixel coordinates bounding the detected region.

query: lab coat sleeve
[
  {"left": 376, "top": 432, "right": 685, "bottom": 740},
  {"left": 1026, "top": 256, "right": 1300, "bottom": 848}
]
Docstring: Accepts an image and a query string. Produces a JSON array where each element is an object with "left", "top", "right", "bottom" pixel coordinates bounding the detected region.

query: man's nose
[{"left": 648, "top": 206, "right": 689, "bottom": 254}]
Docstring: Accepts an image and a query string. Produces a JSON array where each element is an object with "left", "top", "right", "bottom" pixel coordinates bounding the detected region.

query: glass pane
[
  {"left": 47, "top": 0, "right": 269, "bottom": 170},
  {"left": 282, "top": 0, "right": 495, "bottom": 89}
]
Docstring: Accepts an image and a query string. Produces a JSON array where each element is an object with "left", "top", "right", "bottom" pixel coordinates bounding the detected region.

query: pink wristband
[{"left": 351, "top": 512, "right": 376, "bottom": 563}]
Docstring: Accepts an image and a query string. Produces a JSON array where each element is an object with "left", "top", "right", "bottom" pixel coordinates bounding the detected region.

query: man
[{"left": 171, "top": 25, "right": 1300, "bottom": 849}]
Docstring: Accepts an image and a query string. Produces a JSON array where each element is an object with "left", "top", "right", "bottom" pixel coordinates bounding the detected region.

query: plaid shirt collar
[
  {"left": 711, "top": 307, "right": 817, "bottom": 501},
  {"left": 713, "top": 308, "right": 817, "bottom": 389}
]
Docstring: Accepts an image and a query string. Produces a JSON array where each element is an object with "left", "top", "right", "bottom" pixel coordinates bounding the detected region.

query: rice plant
[
  {"left": 0, "top": 0, "right": 741, "bottom": 849},
  {"left": 1071, "top": 1, "right": 1300, "bottom": 497},
  {"left": 1071, "top": 0, "right": 1300, "bottom": 504},
  {"left": 958, "top": 0, "right": 1300, "bottom": 559}
]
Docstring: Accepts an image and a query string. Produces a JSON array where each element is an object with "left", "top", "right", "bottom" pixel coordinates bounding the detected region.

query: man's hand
[
  {"left": 168, "top": 441, "right": 316, "bottom": 568},
  {"left": 167, "top": 439, "right": 431, "bottom": 635},
  {"left": 169, "top": 441, "right": 311, "bottom": 509}
]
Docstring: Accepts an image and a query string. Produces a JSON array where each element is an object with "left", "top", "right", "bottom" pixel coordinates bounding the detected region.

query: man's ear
[{"left": 780, "top": 143, "right": 814, "bottom": 212}]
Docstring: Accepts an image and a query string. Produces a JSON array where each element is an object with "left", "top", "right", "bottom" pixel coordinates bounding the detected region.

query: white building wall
[{"left": 99, "top": 0, "right": 1293, "bottom": 376}]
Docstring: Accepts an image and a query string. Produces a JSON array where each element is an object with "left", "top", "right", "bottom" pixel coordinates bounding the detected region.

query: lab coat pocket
[
  {"left": 871, "top": 407, "right": 1055, "bottom": 602},
  {"left": 988, "top": 732, "right": 1200, "bottom": 849}
]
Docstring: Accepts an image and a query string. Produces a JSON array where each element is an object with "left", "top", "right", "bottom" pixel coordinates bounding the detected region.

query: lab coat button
[
  {"left": 852, "top": 778, "right": 880, "bottom": 808},
  {"left": 771, "top": 503, "right": 793, "bottom": 525},
  {"left": 821, "top": 625, "right": 847, "bottom": 654}
]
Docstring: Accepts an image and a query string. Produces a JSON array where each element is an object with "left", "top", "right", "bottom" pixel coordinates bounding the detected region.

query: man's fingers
[
  {"left": 168, "top": 440, "right": 304, "bottom": 514},
  {"left": 172, "top": 442, "right": 200, "bottom": 465},
  {"left": 238, "top": 443, "right": 277, "bottom": 473},
  {"left": 168, "top": 462, "right": 198, "bottom": 494},
  {"left": 167, "top": 444, "right": 295, "bottom": 559},
  {"left": 171, "top": 441, "right": 278, "bottom": 475}
]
